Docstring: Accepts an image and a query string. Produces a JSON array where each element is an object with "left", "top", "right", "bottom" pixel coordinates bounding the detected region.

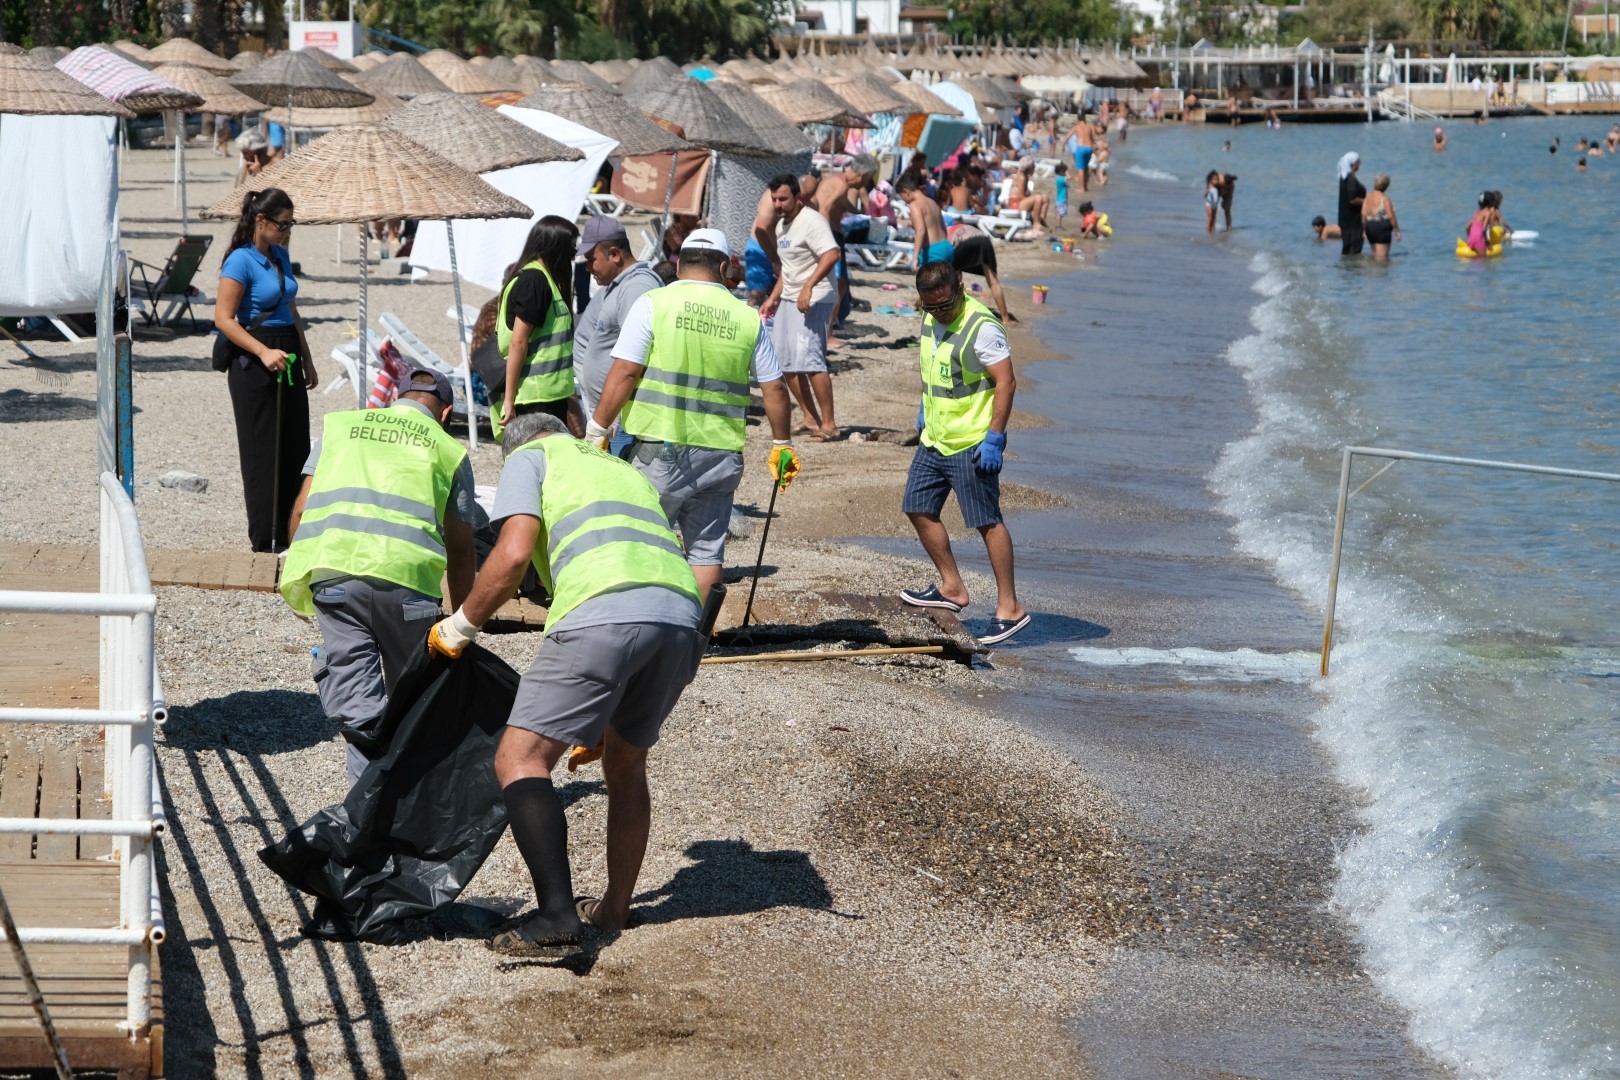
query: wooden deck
[
  {"left": 0, "top": 549, "right": 161, "bottom": 1077},
  {"left": 0, "top": 738, "right": 161, "bottom": 1078}
]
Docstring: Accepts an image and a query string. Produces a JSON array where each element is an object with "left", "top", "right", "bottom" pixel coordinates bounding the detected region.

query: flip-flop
[
  {"left": 486, "top": 922, "right": 583, "bottom": 959},
  {"left": 576, "top": 897, "right": 602, "bottom": 929},
  {"left": 978, "top": 613, "right": 1032, "bottom": 645},
  {"left": 809, "top": 428, "right": 841, "bottom": 442},
  {"left": 900, "top": 584, "right": 965, "bottom": 613}
]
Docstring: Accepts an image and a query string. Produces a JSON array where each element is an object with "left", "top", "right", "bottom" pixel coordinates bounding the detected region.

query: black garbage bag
[{"left": 258, "top": 643, "right": 519, "bottom": 944}]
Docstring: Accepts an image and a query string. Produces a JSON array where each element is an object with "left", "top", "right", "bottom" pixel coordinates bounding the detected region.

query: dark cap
[
  {"left": 404, "top": 366, "right": 455, "bottom": 406},
  {"left": 577, "top": 214, "right": 629, "bottom": 256}
]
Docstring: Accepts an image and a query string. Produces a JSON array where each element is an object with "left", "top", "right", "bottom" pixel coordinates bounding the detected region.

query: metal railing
[
  {"left": 0, "top": 473, "right": 165, "bottom": 1037},
  {"left": 1376, "top": 89, "right": 1444, "bottom": 123},
  {"left": 1321, "top": 446, "right": 1620, "bottom": 676}
]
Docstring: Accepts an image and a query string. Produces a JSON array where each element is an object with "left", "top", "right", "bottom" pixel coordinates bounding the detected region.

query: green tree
[{"left": 948, "top": 0, "right": 1125, "bottom": 45}]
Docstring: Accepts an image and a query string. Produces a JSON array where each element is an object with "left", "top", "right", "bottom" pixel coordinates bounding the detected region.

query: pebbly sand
[{"left": 0, "top": 140, "right": 1440, "bottom": 1078}]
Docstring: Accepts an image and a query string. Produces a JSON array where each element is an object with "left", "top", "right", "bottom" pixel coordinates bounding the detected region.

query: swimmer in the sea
[
  {"left": 1433, "top": 127, "right": 1447, "bottom": 152},
  {"left": 1312, "top": 215, "right": 1342, "bottom": 241}
]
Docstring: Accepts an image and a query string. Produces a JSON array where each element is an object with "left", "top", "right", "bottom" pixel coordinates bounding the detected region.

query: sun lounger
[
  {"left": 326, "top": 328, "right": 384, "bottom": 398},
  {"left": 446, "top": 302, "right": 479, "bottom": 345},
  {"left": 586, "top": 193, "right": 628, "bottom": 218},
  {"left": 379, "top": 312, "right": 487, "bottom": 446},
  {"left": 846, "top": 242, "right": 915, "bottom": 271}
]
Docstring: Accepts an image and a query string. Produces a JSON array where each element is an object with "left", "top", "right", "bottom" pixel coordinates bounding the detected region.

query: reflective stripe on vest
[
  {"left": 920, "top": 295, "right": 999, "bottom": 456},
  {"left": 516, "top": 435, "right": 700, "bottom": 630},
  {"left": 279, "top": 405, "right": 467, "bottom": 616},
  {"left": 493, "top": 259, "right": 575, "bottom": 441},
  {"left": 620, "top": 280, "right": 758, "bottom": 452}
]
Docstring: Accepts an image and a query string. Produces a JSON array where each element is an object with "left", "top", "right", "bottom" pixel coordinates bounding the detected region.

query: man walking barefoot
[{"left": 898, "top": 263, "right": 1029, "bottom": 646}]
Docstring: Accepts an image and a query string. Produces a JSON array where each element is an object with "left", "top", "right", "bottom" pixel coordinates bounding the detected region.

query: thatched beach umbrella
[
  {"left": 230, "top": 49, "right": 374, "bottom": 152},
  {"left": 108, "top": 40, "right": 153, "bottom": 66},
  {"left": 482, "top": 56, "right": 539, "bottom": 93},
  {"left": 823, "top": 71, "right": 910, "bottom": 116},
  {"left": 30, "top": 45, "right": 70, "bottom": 64},
  {"left": 298, "top": 47, "right": 357, "bottom": 74},
  {"left": 231, "top": 50, "right": 264, "bottom": 71},
  {"left": 591, "top": 58, "right": 635, "bottom": 86},
  {"left": 349, "top": 52, "right": 385, "bottom": 72},
  {"left": 884, "top": 79, "right": 959, "bottom": 116},
  {"left": 619, "top": 57, "right": 682, "bottom": 99},
  {"left": 145, "top": 37, "right": 235, "bottom": 76},
  {"left": 0, "top": 52, "right": 136, "bottom": 117},
  {"left": 704, "top": 79, "right": 814, "bottom": 156},
  {"left": 363, "top": 52, "right": 452, "bottom": 99},
  {"left": 384, "top": 91, "right": 583, "bottom": 444},
  {"left": 627, "top": 75, "right": 775, "bottom": 156},
  {"left": 286, "top": 73, "right": 403, "bottom": 128},
  {"left": 152, "top": 62, "right": 270, "bottom": 116},
  {"left": 952, "top": 74, "right": 1020, "bottom": 111},
  {"left": 755, "top": 78, "right": 872, "bottom": 128},
  {"left": 548, "top": 59, "right": 619, "bottom": 94},
  {"left": 515, "top": 84, "right": 691, "bottom": 156},
  {"left": 0, "top": 42, "right": 25, "bottom": 56},
  {"left": 204, "top": 124, "right": 531, "bottom": 408},
  {"left": 419, "top": 49, "right": 512, "bottom": 94}
]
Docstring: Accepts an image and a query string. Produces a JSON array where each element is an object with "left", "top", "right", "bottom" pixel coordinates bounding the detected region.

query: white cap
[{"left": 681, "top": 227, "right": 731, "bottom": 259}]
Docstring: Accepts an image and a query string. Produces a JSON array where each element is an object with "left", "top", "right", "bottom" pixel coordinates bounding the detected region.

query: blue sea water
[{"left": 1124, "top": 118, "right": 1620, "bottom": 1079}]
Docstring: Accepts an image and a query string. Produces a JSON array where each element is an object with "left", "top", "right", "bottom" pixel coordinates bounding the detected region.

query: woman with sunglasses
[{"left": 216, "top": 187, "right": 318, "bottom": 552}]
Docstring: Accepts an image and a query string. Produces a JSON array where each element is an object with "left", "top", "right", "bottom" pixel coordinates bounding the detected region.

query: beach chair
[
  {"left": 129, "top": 235, "right": 212, "bottom": 330},
  {"left": 379, "top": 312, "right": 487, "bottom": 445},
  {"left": 586, "top": 193, "right": 628, "bottom": 218},
  {"left": 846, "top": 241, "right": 915, "bottom": 271},
  {"left": 446, "top": 302, "right": 480, "bottom": 345},
  {"left": 325, "top": 328, "right": 384, "bottom": 398}
]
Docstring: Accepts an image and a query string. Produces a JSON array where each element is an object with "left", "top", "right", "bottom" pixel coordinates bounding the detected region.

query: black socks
[{"left": 502, "top": 776, "right": 583, "bottom": 936}]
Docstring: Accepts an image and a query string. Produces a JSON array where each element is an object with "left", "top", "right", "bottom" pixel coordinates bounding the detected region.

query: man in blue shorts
[{"left": 898, "top": 261, "right": 1029, "bottom": 645}]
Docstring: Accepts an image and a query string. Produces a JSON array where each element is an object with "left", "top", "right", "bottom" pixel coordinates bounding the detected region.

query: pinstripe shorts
[{"left": 902, "top": 443, "right": 1002, "bottom": 529}]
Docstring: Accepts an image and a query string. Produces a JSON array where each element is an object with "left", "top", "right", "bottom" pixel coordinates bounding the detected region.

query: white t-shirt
[
  {"left": 611, "top": 281, "right": 782, "bottom": 383},
  {"left": 970, "top": 321, "right": 1012, "bottom": 366},
  {"left": 775, "top": 207, "right": 839, "bottom": 303}
]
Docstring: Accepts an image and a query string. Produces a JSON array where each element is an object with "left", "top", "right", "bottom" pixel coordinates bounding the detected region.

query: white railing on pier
[
  {"left": 1376, "top": 90, "right": 1443, "bottom": 123},
  {"left": 0, "top": 472, "right": 164, "bottom": 1037}
]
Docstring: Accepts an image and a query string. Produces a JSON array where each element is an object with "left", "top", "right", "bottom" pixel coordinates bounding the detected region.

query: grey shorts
[
  {"left": 631, "top": 442, "right": 743, "bottom": 566},
  {"left": 507, "top": 621, "right": 705, "bottom": 749},
  {"left": 770, "top": 296, "right": 834, "bottom": 374}
]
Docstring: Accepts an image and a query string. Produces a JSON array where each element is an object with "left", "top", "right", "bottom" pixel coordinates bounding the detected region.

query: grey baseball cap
[
  {"left": 577, "top": 214, "right": 629, "bottom": 256},
  {"left": 404, "top": 366, "right": 454, "bottom": 406}
]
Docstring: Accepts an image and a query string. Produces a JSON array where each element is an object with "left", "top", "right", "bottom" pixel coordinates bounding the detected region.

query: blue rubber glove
[
  {"left": 916, "top": 400, "right": 926, "bottom": 432},
  {"left": 972, "top": 430, "right": 1006, "bottom": 475}
]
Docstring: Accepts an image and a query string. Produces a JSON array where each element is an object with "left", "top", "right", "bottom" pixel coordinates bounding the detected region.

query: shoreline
[{"left": 0, "top": 139, "right": 1443, "bottom": 1077}]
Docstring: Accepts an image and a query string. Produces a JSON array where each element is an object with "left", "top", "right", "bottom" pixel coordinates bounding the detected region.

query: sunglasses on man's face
[{"left": 919, "top": 289, "right": 960, "bottom": 314}]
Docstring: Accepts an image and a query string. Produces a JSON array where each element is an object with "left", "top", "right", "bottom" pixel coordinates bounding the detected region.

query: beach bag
[{"left": 469, "top": 334, "right": 505, "bottom": 397}]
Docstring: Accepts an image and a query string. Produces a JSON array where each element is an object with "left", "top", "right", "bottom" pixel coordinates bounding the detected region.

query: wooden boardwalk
[{"left": 0, "top": 550, "right": 162, "bottom": 1077}]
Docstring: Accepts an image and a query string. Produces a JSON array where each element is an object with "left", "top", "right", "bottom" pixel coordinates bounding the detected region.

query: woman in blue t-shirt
[{"left": 215, "top": 187, "right": 318, "bottom": 552}]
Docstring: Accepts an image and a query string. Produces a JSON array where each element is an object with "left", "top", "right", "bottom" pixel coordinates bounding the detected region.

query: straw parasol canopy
[
  {"left": 363, "top": 51, "right": 452, "bottom": 99},
  {"left": 482, "top": 55, "right": 539, "bottom": 93},
  {"left": 514, "top": 84, "right": 690, "bottom": 156},
  {"left": 627, "top": 75, "right": 777, "bottom": 156},
  {"left": 384, "top": 91, "right": 583, "bottom": 172},
  {"left": 618, "top": 57, "right": 681, "bottom": 98},
  {"left": 590, "top": 58, "right": 635, "bottom": 86},
  {"left": 418, "top": 49, "right": 512, "bottom": 94},
  {"left": 0, "top": 53, "right": 136, "bottom": 117},
  {"left": 547, "top": 59, "right": 618, "bottom": 94},
  {"left": 287, "top": 73, "right": 402, "bottom": 127},
  {"left": 145, "top": 37, "right": 236, "bottom": 76},
  {"left": 349, "top": 52, "right": 385, "bottom": 71},
  {"left": 231, "top": 49, "right": 376, "bottom": 109},
  {"left": 822, "top": 71, "right": 909, "bottom": 115},
  {"left": 755, "top": 78, "right": 872, "bottom": 128},
  {"left": 951, "top": 74, "right": 1020, "bottom": 110},
  {"left": 0, "top": 42, "right": 26, "bottom": 56},
  {"left": 108, "top": 40, "right": 153, "bottom": 66},
  {"left": 57, "top": 46, "right": 206, "bottom": 113},
  {"left": 513, "top": 55, "right": 559, "bottom": 82},
  {"left": 884, "top": 78, "right": 959, "bottom": 116},
  {"left": 202, "top": 123, "right": 531, "bottom": 224},
  {"left": 231, "top": 50, "right": 263, "bottom": 70},
  {"left": 703, "top": 79, "right": 813, "bottom": 157},
  {"left": 299, "top": 47, "right": 357, "bottom": 74},
  {"left": 150, "top": 62, "right": 267, "bottom": 115},
  {"left": 30, "top": 45, "right": 70, "bottom": 64}
]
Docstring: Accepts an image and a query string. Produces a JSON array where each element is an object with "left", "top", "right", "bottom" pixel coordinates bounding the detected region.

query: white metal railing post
[
  {"left": 1321, "top": 447, "right": 1620, "bottom": 676},
  {"left": 123, "top": 602, "right": 155, "bottom": 1035}
]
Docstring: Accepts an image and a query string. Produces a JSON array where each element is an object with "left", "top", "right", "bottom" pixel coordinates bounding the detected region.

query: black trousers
[
  {"left": 226, "top": 326, "right": 309, "bottom": 552},
  {"left": 1340, "top": 220, "right": 1365, "bottom": 255}
]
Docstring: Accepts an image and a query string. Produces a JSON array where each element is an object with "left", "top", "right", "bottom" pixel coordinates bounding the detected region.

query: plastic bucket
[
  {"left": 1061, "top": 237, "right": 1076, "bottom": 253},
  {"left": 1032, "top": 285, "right": 1049, "bottom": 305}
]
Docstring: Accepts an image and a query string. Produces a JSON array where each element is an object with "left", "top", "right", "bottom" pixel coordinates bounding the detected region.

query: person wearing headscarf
[{"left": 1337, "top": 152, "right": 1366, "bottom": 256}]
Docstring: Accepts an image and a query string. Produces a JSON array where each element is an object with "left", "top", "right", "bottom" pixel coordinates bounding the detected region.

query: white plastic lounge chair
[
  {"left": 846, "top": 241, "right": 915, "bottom": 271},
  {"left": 325, "top": 328, "right": 385, "bottom": 397},
  {"left": 586, "top": 193, "right": 628, "bottom": 218},
  {"left": 379, "top": 312, "right": 487, "bottom": 444}
]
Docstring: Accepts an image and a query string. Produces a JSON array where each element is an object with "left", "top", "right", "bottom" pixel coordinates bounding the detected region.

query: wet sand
[{"left": 0, "top": 138, "right": 1444, "bottom": 1077}]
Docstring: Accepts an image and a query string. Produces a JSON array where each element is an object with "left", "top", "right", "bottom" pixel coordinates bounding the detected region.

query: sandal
[
  {"left": 486, "top": 921, "right": 583, "bottom": 959},
  {"left": 576, "top": 897, "right": 602, "bottom": 928}
]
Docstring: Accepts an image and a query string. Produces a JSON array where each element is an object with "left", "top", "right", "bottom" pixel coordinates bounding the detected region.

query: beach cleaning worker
[
  {"left": 493, "top": 215, "right": 582, "bottom": 442},
  {"left": 899, "top": 261, "right": 1030, "bottom": 646},
  {"left": 281, "top": 368, "right": 477, "bottom": 786},
  {"left": 590, "top": 228, "right": 798, "bottom": 603},
  {"left": 427, "top": 411, "right": 706, "bottom": 958}
]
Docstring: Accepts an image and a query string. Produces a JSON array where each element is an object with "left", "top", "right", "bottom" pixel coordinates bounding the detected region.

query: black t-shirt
[{"left": 504, "top": 267, "right": 554, "bottom": 331}]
